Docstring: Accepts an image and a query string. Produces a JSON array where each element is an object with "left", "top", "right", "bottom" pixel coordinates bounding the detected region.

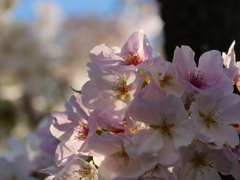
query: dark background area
[{"left": 158, "top": 0, "right": 240, "bottom": 63}]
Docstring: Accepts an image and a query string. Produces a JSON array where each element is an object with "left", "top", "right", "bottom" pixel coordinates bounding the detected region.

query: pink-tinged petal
[
  {"left": 55, "top": 140, "right": 80, "bottom": 166},
  {"left": 217, "top": 107, "right": 240, "bottom": 124},
  {"left": 78, "top": 113, "right": 98, "bottom": 153},
  {"left": 86, "top": 62, "right": 117, "bottom": 90},
  {"left": 131, "top": 128, "right": 163, "bottom": 155},
  {"left": 172, "top": 120, "right": 194, "bottom": 149},
  {"left": 216, "top": 93, "right": 240, "bottom": 112},
  {"left": 98, "top": 154, "right": 144, "bottom": 180},
  {"left": 81, "top": 81, "right": 113, "bottom": 110},
  {"left": 158, "top": 94, "right": 188, "bottom": 124},
  {"left": 196, "top": 167, "right": 221, "bottom": 180},
  {"left": 50, "top": 111, "right": 82, "bottom": 141},
  {"left": 132, "top": 98, "right": 160, "bottom": 125},
  {"left": 69, "top": 93, "right": 89, "bottom": 119},
  {"left": 157, "top": 136, "right": 179, "bottom": 165},
  {"left": 173, "top": 46, "right": 196, "bottom": 79},
  {"left": 203, "top": 73, "right": 233, "bottom": 94},
  {"left": 216, "top": 95, "right": 240, "bottom": 124},
  {"left": 214, "top": 125, "right": 239, "bottom": 147},
  {"left": 88, "top": 134, "right": 122, "bottom": 156},
  {"left": 226, "top": 41, "right": 236, "bottom": 67},
  {"left": 193, "top": 88, "right": 224, "bottom": 113},
  {"left": 136, "top": 80, "right": 167, "bottom": 100},
  {"left": 90, "top": 44, "right": 123, "bottom": 65},
  {"left": 178, "top": 143, "right": 197, "bottom": 166},
  {"left": 138, "top": 155, "right": 159, "bottom": 172},
  {"left": 178, "top": 162, "right": 197, "bottom": 180},
  {"left": 198, "top": 50, "right": 223, "bottom": 75},
  {"left": 97, "top": 112, "right": 127, "bottom": 130},
  {"left": 207, "top": 148, "right": 233, "bottom": 173},
  {"left": 123, "top": 138, "right": 158, "bottom": 171},
  {"left": 120, "top": 30, "right": 152, "bottom": 61},
  {"left": 223, "top": 66, "right": 238, "bottom": 81},
  {"left": 97, "top": 157, "right": 122, "bottom": 180},
  {"left": 120, "top": 159, "right": 145, "bottom": 179},
  {"left": 223, "top": 41, "right": 238, "bottom": 80},
  {"left": 141, "top": 56, "right": 186, "bottom": 97}
]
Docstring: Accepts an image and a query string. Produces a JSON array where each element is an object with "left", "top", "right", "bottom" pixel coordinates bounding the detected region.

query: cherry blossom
[
  {"left": 50, "top": 94, "right": 97, "bottom": 165},
  {"left": 190, "top": 88, "right": 240, "bottom": 147},
  {"left": 130, "top": 94, "right": 195, "bottom": 165},
  {"left": 173, "top": 46, "right": 233, "bottom": 94},
  {"left": 33, "top": 31, "right": 240, "bottom": 180},
  {"left": 222, "top": 41, "right": 240, "bottom": 91},
  {"left": 173, "top": 142, "right": 233, "bottom": 180},
  {"left": 88, "top": 133, "right": 158, "bottom": 180},
  {"left": 139, "top": 56, "right": 186, "bottom": 97},
  {"left": 81, "top": 62, "right": 144, "bottom": 121},
  {"left": 40, "top": 157, "right": 98, "bottom": 180},
  {"left": 90, "top": 30, "right": 152, "bottom": 67}
]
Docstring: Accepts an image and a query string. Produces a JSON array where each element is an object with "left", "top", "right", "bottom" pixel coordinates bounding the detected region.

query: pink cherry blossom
[
  {"left": 40, "top": 157, "right": 98, "bottom": 180},
  {"left": 130, "top": 94, "right": 194, "bottom": 165},
  {"left": 222, "top": 41, "right": 240, "bottom": 91},
  {"left": 222, "top": 41, "right": 238, "bottom": 80},
  {"left": 88, "top": 133, "right": 158, "bottom": 180},
  {"left": 173, "top": 46, "right": 233, "bottom": 94},
  {"left": 90, "top": 30, "right": 152, "bottom": 67},
  {"left": 139, "top": 56, "right": 186, "bottom": 97},
  {"left": 81, "top": 62, "right": 144, "bottom": 121},
  {"left": 50, "top": 94, "right": 97, "bottom": 165},
  {"left": 119, "top": 30, "right": 152, "bottom": 66},
  {"left": 173, "top": 142, "right": 233, "bottom": 180},
  {"left": 125, "top": 80, "right": 167, "bottom": 129},
  {"left": 190, "top": 88, "right": 240, "bottom": 147}
]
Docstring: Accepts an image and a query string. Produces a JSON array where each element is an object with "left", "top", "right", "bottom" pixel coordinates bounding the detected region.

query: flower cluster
[{"left": 41, "top": 30, "right": 240, "bottom": 180}]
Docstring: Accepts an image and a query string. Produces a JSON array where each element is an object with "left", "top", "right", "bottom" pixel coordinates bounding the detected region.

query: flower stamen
[
  {"left": 112, "top": 77, "right": 130, "bottom": 100},
  {"left": 149, "top": 119, "right": 174, "bottom": 138},
  {"left": 72, "top": 168, "right": 93, "bottom": 180},
  {"left": 74, "top": 123, "right": 89, "bottom": 140},
  {"left": 189, "top": 69, "right": 206, "bottom": 88},
  {"left": 123, "top": 49, "right": 143, "bottom": 66},
  {"left": 158, "top": 72, "right": 175, "bottom": 87}
]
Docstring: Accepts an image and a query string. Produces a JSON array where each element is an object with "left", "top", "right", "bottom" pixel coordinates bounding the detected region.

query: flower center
[
  {"left": 158, "top": 72, "right": 175, "bottom": 87},
  {"left": 74, "top": 123, "right": 89, "bottom": 140},
  {"left": 188, "top": 69, "right": 206, "bottom": 88},
  {"left": 149, "top": 119, "right": 174, "bottom": 138},
  {"left": 72, "top": 168, "right": 93, "bottom": 180},
  {"left": 199, "top": 110, "right": 222, "bottom": 128},
  {"left": 123, "top": 50, "right": 143, "bottom": 66},
  {"left": 109, "top": 149, "right": 131, "bottom": 167},
  {"left": 191, "top": 152, "right": 210, "bottom": 169},
  {"left": 112, "top": 77, "right": 130, "bottom": 100}
]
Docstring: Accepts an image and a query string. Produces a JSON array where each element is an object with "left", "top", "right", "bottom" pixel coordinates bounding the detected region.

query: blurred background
[{"left": 0, "top": 0, "right": 239, "bottom": 179}]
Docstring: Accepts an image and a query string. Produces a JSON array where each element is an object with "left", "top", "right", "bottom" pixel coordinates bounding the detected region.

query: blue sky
[{"left": 13, "top": 0, "right": 124, "bottom": 20}]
